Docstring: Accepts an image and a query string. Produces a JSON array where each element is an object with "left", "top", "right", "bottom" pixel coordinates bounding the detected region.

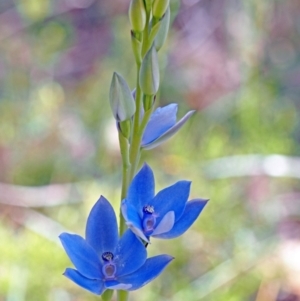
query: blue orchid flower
[
  {"left": 141, "top": 103, "right": 195, "bottom": 149},
  {"left": 121, "top": 164, "right": 208, "bottom": 242},
  {"left": 59, "top": 196, "right": 173, "bottom": 295}
]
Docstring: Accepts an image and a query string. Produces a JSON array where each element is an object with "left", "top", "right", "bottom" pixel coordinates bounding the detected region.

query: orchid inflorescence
[{"left": 59, "top": 0, "right": 208, "bottom": 300}]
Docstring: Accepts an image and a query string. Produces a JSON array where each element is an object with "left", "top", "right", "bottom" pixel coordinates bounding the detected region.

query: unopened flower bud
[
  {"left": 152, "top": 0, "right": 170, "bottom": 19},
  {"left": 109, "top": 72, "right": 136, "bottom": 121},
  {"left": 155, "top": 6, "right": 170, "bottom": 51},
  {"left": 139, "top": 46, "right": 160, "bottom": 96},
  {"left": 129, "top": 0, "right": 146, "bottom": 33}
]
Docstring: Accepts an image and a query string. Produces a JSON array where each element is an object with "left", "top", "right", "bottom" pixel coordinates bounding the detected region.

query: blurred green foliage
[{"left": 0, "top": 0, "right": 300, "bottom": 300}]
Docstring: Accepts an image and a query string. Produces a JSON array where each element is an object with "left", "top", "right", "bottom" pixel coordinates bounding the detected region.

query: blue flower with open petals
[
  {"left": 141, "top": 103, "right": 195, "bottom": 149},
  {"left": 59, "top": 196, "right": 173, "bottom": 295},
  {"left": 121, "top": 164, "right": 208, "bottom": 242}
]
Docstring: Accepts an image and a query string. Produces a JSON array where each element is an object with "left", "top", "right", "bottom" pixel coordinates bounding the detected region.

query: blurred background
[{"left": 0, "top": 0, "right": 300, "bottom": 300}]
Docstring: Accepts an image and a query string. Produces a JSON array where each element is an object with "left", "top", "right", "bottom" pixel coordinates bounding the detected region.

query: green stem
[
  {"left": 117, "top": 66, "right": 141, "bottom": 301},
  {"left": 118, "top": 131, "right": 130, "bottom": 236},
  {"left": 142, "top": 11, "right": 151, "bottom": 57},
  {"left": 116, "top": 104, "right": 154, "bottom": 301},
  {"left": 130, "top": 64, "right": 142, "bottom": 151},
  {"left": 118, "top": 101, "right": 154, "bottom": 301},
  {"left": 128, "top": 63, "right": 142, "bottom": 180},
  {"left": 129, "top": 102, "right": 154, "bottom": 180},
  {"left": 117, "top": 290, "right": 129, "bottom": 301},
  {"left": 117, "top": 10, "right": 154, "bottom": 301}
]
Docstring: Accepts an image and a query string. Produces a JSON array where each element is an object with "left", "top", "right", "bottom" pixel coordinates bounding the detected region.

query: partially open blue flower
[
  {"left": 141, "top": 103, "right": 195, "bottom": 150},
  {"left": 59, "top": 196, "right": 173, "bottom": 295},
  {"left": 121, "top": 164, "right": 208, "bottom": 242}
]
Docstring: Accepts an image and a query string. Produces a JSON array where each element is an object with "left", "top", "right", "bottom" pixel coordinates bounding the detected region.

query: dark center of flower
[
  {"left": 142, "top": 205, "right": 156, "bottom": 233},
  {"left": 102, "top": 251, "right": 114, "bottom": 261},
  {"left": 102, "top": 262, "right": 117, "bottom": 279},
  {"left": 101, "top": 252, "right": 116, "bottom": 279},
  {"left": 102, "top": 262, "right": 116, "bottom": 279}
]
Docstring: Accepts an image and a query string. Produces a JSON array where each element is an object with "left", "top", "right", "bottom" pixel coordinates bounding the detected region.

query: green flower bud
[
  {"left": 155, "top": 6, "right": 170, "bottom": 51},
  {"left": 129, "top": 0, "right": 146, "bottom": 33},
  {"left": 139, "top": 45, "right": 160, "bottom": 95},
  {"left": 109, "top": 72, "right": 136, "bottom": 121},
  {"left": 152, "top": 0, "right": 170, "bottom": 19}
]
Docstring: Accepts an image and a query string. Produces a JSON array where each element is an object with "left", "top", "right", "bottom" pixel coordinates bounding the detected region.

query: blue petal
[
  {"left": 85, "top": 196, "right": 118, "bottom": 256},
  {"left": 59, "top": 233, "right": 102, "bottom": 279},
  {"left": 114, "top": 230, "right": 147, "bottom": 277},
  {"left": 118, "top": 255, "right": 174, "bottom": 290},
  {"left": 121, "top": 199, "right": 141, "bottom": 227},
  {"left": 121, "top": 200, "right": 149, "bottom": 242},
  {"left": 142, "top": 104, "right": 178, "bottom": 145},
  {"left": 152, "top": 211, "right": 175, "bottom": 235},
  {"left": 126, "top": 223, "right": 149, "bottom": 243},
  {"left": 142, "top": 110, "right": 195, "bottom": 150},
  {"left": 64, "top": 268, "right": 104, "bottom": 295},
  {"left": 150, "top": 181, "right": 191, "bottom": 226},
  {"left": 105, "top": 280, "right": 132, "bottom": 290},
  {"left": 153, "top": 199, "right": 208, "bottom": 239},
  {"left": 126, "top": 164, "right": 155, "bottom": 213}
]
